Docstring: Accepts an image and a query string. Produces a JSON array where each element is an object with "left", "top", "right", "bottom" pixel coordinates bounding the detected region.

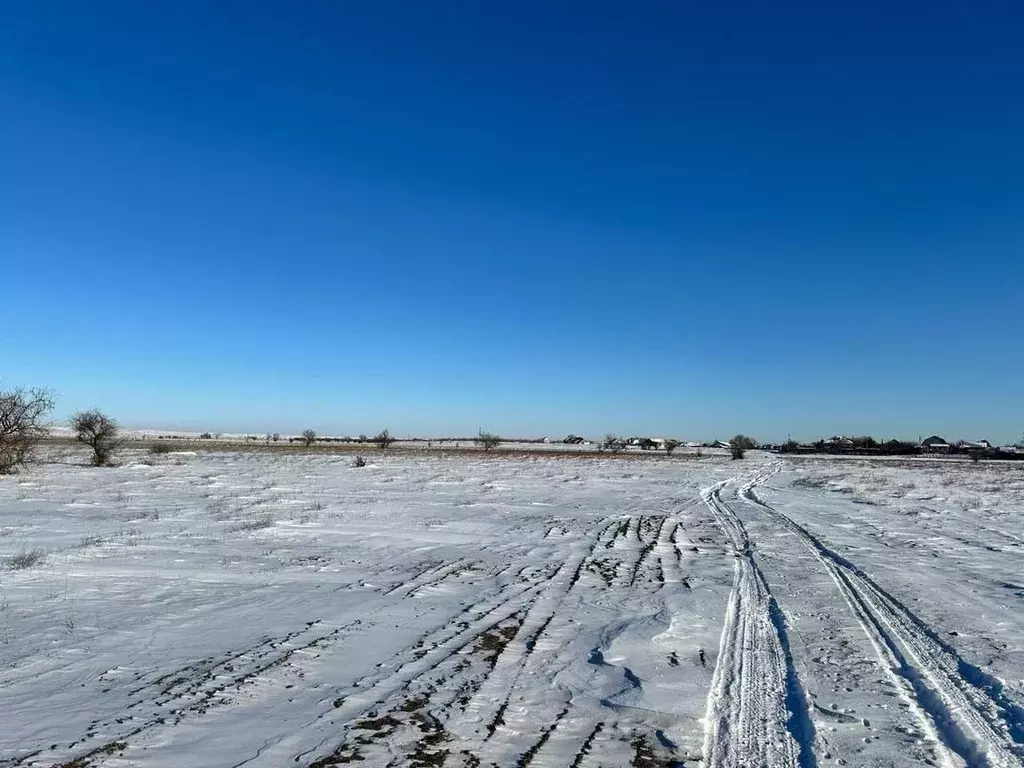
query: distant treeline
[
  {"left": 777, "top": 437, "right": 1023, "bottom": 460},
  {"left": 778, "top": 438, "right": 919, "bottom": 456}
]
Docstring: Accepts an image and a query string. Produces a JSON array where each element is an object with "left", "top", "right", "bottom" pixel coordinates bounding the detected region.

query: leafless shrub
[
  {"left": 603, "top": 434, "right": 626, "bottom": 454},
  {"left": 374, "top": 429, "right": 395, "bottom": 450},
  {"left": 233, "top": 515, "right": 275, "bottom": 532},
  {"left": 5, "top": 547, "right": 47, "bottom": 570},
  {"left": 0, "top": 386, "right": 56, "bottom": 475},
  {"left": 71, "top": 409, "right": 121, "bottom": 466},
  {"left": 150, "top": 442, "right": 172, "bottom": 455},
  {"left": 475, "top": 430, "right": 501, "bottom": 452},
  {"left": 301, "top": 429, "right": 316, "bottom": 447},
  {"left": 792, "top": 476, "right": 828, "bottom": 489},
  {"left": 730, "top": 434, "right": 756, "bottom": 460},
  {"left": 353, "top": 455, "right": 367, "bottom": 467},
  {"left": 664, "top": 439, "right": 680, "bottom": 455}
]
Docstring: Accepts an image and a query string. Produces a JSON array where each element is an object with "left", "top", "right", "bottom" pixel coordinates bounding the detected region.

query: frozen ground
[{"left": 1, "top": 449, "right": 1021, "bottom": 767}]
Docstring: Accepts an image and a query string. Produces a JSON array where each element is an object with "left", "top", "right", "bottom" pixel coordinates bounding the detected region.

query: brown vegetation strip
[{"left": 44, "top": 436, "right": 707, "bottom": 461}]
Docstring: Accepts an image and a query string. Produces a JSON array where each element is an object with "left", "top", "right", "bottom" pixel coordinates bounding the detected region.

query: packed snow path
[
  {"left": 739, "top": 464, "right": 1024, "bottom": 767},
  {"left": 1, "top": 448, "right": 1022, "bottom": 767},
  {"left": 700, "top": 478, "right": 804, "bottom": 768}
]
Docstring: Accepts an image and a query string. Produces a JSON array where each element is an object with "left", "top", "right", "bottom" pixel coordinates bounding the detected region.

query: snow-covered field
[{"left": 1, "top": 449, "right": 1021, "bottom": 767}]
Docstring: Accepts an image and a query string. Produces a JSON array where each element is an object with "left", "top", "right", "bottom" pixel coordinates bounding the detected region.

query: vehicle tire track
[
  {"left": 700, "top": 480, "right": 809, "bottom": 768},
  {"left": 741, "top": 466, "right": 1024, "bottom": 767},
  {"left": 6, "top": 620, "right": 357, "bottom": 768},
  {"left": 463, "top": 516, "right": 650, "bottom": 758},
  {"left": 383, "top": 558, "right": 476, "bottom": 597},
  {"left": 293, "top": 516, "right": 623, "bottom": 767}
]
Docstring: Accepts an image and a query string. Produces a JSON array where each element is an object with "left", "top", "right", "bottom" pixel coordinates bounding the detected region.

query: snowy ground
[{"left": 1, "top": 448, "right": 1021, "bottom": 767}]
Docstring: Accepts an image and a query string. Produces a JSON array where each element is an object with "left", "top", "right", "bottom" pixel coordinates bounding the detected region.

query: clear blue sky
[{"left": 2, "top": 2, "right": 1022, "bottom": 442}]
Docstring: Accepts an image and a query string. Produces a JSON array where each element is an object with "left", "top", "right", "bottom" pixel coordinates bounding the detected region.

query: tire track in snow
[
  {"left": 25, "top": 556, "right": 560, "bottom": 768},
  {"left": 291, "top": 517, "right": 624, "bottom": 767},
  {"left": 700, "top": 479, "right": 810, "bottom": 768},
  {"left": 466, "top": 551, "right": 588, "bottom": 746},
  {"left": 463, "top": 516, "right": 653, "bottom": 762},
  {"left": 4, "top": 619, "right": 357, "bottom": 768},
  {"left": 383, "top": 557, "right": 476, "bottom": 597},
  {"left": 741, "top": 466, "right": 1024, "bottom": 767},
  {"left": 568, "top": 722, "right": 604, "bottom": 768},
  {"left": 463, "top": 510, "right": 685, "bottom": 767},
  {"left": 626, "top": 516, "right": 666, "bottom": 587}
]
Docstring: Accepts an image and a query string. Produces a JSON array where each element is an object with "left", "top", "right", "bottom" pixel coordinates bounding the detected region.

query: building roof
[{"left": 959, "top": 440, "right": 990, "bottom": 449}]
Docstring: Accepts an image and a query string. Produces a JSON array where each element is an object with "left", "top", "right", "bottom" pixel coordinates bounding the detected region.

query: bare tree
[
  {"left": 0, "top": 387, "right": 56, "bottom": 474},
  {"left": 664, "top": 439, "right": 680, "bottom": 455},
  {"left": 603, "top": 433, "right": 626, "bottom": 454},
  {"left": 730, "top": 434, "right": 755, "bottom": 460},
  {"left": 475, "top": 430, "right": 501, "bottom": 452},
  {"left": 374, "top": 429, "right": 396, "bottom": 450},
  {"left": 301, "top": 429, "right": 316, "bottom": 447},
  {"left": 71, "top": 409, "right": 121, "bottom": 466}
]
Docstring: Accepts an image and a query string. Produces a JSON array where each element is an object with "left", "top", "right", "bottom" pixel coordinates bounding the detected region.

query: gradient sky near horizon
[{"left": 2, "top": 2, "right": 1022, "bottom": 442}]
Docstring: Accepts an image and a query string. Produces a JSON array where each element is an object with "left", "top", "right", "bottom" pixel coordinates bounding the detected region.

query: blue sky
[{"left": 2, "top": 2, "right": 1022, "bottom": 442}]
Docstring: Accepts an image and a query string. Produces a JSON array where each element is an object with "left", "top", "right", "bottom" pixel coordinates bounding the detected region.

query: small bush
[
  {"left": 150, "top": 442, "right": 172, "bottom": 455},
  {"left": 475, "top": 430, "right": 502, "bottom": 452},
  {"left": 664, "top": 439, "right": 680, "bottom": 455},
  {"left": 5, "top": 547, "right": 46, "bottom": 570},
  {"left": 301, "top": 429, "right": 316, "bottom": 447},
  {"left": 374, "top": 429, "right": 396, "bottom": 450},
  {"left": 353, "top": 455, "right": 367, "bottom": 467},
  {"left": 603, "top": 434, "right": 626, "bottom": 454},
  {"left": 199, "top": 432, "right": 213, "bottom": 440},
  {"left": 730, "top": 434, "right": 756, "bottom": 460},
  {"left": 233, "top": 515, "right": 275, "bottom": 532}
]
